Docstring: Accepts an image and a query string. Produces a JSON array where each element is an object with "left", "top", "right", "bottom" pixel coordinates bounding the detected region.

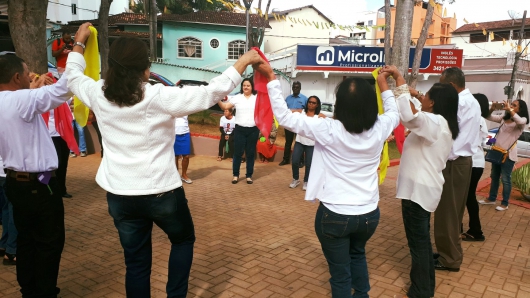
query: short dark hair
[
  {"left": 103, "top": 37, "right": 151, "bottom": 107},
  {"left": 304, "top": 95, "right": 321, "bottom": 115},
  {"left": 292, "top": 81, "right": 301, "bottom": 87},
  {"left": 62, "top": 32, "right": 71, "bottom": 36},
  {"left": 428, "top": 83, "right": 460, "bottom": 140},
  {"left": 440, "top": 67, "right": 465, "bottom": 89},
  {"left": 0, "top": 54, "right": 25, "bottom": 84},
  {"left": 472, "top": 93, "right": 491, "bottom": 118},
  {"left": 516, "top": 99, "right": 529, "bottom": 124},
  {"left": 334, "top": 78, "right": 378, "bottom": 133},
  {"left": 239, "top": 78, "right": 256, "bottom": 95}
]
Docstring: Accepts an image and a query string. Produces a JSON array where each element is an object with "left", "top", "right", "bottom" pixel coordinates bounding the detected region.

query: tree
[
  {"left": 8, "top": 0, "right": 49, "bottom": 74},
  {"left": 390, "top": 0, "right": 415, "bottom": 78},
  {"left": 248, "top": 0, "right": 271, "bottom": 48},
  {"left": 98, "top": 0, "right": 114, "bottom": 79},
  {"left": 384, "top": 0, "right": 392, "bottom": 66},
  {"left": 408, "top": 1, "right": 434, "bottom": 88},
  {"left": 145, "top": 0, "right": 158, "bottom": 62}
]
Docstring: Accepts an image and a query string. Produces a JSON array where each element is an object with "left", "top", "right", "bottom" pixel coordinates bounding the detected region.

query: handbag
[{"left": 485, "top": 122, "right": 517, "bottom": 165}]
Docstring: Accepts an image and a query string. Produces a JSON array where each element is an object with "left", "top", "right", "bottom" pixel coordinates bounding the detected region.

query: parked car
[
  {"left": 482, "top": 127, "right": 530, "bottom": 158},
  {"left": 149, "top": 72, "right": 175, "bottom": 86},
  {"left": 320, "top": 102, "right": 334, "bottom": 118}
]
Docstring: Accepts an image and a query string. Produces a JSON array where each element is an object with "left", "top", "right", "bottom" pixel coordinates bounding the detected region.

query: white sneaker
[
  {"left": 496, "top": 205, "right": 508, "bottom": 211},
  {"left": 289, "top": 179, "right": 300, "bottom": 188},
  {"left": 302, "top": 182, "right": 307, "bottom": 191},
  {"left": 478, "top": 200, "right": 496, "bottom": 205}
]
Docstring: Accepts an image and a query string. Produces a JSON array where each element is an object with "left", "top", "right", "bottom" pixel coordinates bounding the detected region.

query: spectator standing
[
  {"left": 0, "top": 54, "right": 71, "bottom": 298},
  {"left": 218, "top": 108, "right": 236, "bottom": 161},
  {"left": 51, "top": 32, "right": 73, "bottom": 73},
  {"left": 174, "top": 116, "right": 193, "bottom": 184},
  {"left": 279, "top": 81, "right": 307, "bottom": 166},
  {"left": 0, "top": 154, "right": 18, "bottom": 266},
  {"left": 479, "top": 99, "right": 529, "bottom": 210},
  {"left": 434, "top": 67, "right": 481, "bottom": 272},
  {"left": 69, "top": 100, "right": 87, "bottom": 157}
]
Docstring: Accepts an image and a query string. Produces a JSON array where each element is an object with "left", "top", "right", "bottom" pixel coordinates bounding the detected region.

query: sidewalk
[{"left": 1, "top": 155, "right": 530, "bottom": 297}]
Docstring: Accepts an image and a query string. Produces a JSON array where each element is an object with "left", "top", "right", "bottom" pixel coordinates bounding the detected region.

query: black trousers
[
  {"left": 52, "top": 137, "right": 70, "bottom": 196},
  {"left": 6, "top": 176, "right": 65, "bottom": 298},
  {"left": 282, "top": 129, "right": 296, "bottom": 161},
  {"left": 464, "top": 167, "right": 484, "bottom": 237},
  {"left": 218, "top": 133, "right": 234, "bottom": 158}
]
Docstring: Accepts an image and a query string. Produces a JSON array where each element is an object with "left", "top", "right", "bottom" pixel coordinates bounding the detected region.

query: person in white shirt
[
  {"left": 434, "top": 67, "right": 481, "bottom": 272},
  {"left": 174, "top": 116, "right": 192, "bottom": 184},
  {"left": 461, "top": 93, "right": 490, "bottom": 241},
  {"left": 218, "top": 108, "right": 236, "bottom": 161},
  {"left": 254, "top": 61, "right": 399, "bottom": 297},
  {"left": 218, "top": 78, "right": 259, "bottom": 184},
  {"left": 66, "top": 23, "right": 262, "bottom": 297},
  {"left": 289, "top": 95, "right": 322, "bottom": 190},
  {"left": 0, "top": 54, "right": 72, "bottom": 297},
  {"left": 379, "top": 66, "right": 459, "bottom": 298}
]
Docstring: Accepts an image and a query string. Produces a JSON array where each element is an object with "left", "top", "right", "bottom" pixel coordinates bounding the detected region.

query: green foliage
[
  {"left": 512, "top": 163, "right": 530, "bottom": 195},
  {"left": 188, "top": 110, "right": 219, "bottom": 126},
  {"left": 156, "top": 0, "right": 236, "bottom": 14},
  {"left": 387, "top": 141, "right": 401, "bottom": 160}
]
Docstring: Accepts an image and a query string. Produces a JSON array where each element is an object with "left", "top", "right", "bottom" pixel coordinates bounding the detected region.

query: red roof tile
[
  {"left": 158, "top": 11, "right": 270, "bottom": 28},
  {"left": 454, "top": 18, "right": 530, "bottom": 33}
]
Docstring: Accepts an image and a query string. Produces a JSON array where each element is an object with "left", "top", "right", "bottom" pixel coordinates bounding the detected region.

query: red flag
[
  {"left": 251, "top": 47, "right": 273, "bottom": 139},
  {"left": 394, "top": 123, "right": 405, "bottom": 154}
]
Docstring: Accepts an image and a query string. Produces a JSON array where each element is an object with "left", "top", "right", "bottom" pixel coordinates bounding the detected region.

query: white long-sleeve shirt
[
  {"left": 268, "top": 80, "right": 399, "bottom": 215},
  {"left": 66, "top": 52, "right": 241, "bottom": 195},
  {"left": 0, "top": 74, "right": 72, "bottom": 172},
  {"left": 472, "top": 117, "right": 488, "bottom": 168},
  {"left": 448, "top": 89, "right": 481, "bottom": 160},
  {"left": 394, "top": 92, "right": 453, "bottom": 212}
]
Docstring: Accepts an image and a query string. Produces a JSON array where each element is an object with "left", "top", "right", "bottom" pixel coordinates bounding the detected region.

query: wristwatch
[{"left": 73, "top": 41, "right": 86, "bottom": 50}]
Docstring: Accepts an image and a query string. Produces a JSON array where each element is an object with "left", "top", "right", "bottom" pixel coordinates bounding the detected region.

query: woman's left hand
[{"left": 503, "top": 100, "right": 512, "bottom": 112}]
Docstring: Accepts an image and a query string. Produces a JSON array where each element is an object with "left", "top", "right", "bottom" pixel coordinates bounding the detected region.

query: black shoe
[
  {"left": 434, "top": 259, "right": 459, "bottom": 272},
  {"left": 279, "top": 160, "right": 289, "bottom": 166},
  {"left": 62, "top": 193, "right": 73, "bottom": 198},
  {"left": 433, "top": 253, "right": 440, "bottom": 259},
  {"left": 3, "top": 253, "right": 16, "bottom": 266}
]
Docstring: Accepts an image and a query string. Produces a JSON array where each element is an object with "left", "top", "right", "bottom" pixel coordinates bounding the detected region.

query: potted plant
[{"left": 512, "top": 163, "right": 530, "bottom": 201}]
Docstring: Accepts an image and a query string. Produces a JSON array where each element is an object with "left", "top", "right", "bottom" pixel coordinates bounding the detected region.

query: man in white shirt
[
  {"left": 433, "top": 67, "right": 481, "bottom": 272},
  {"left": 0, "top": 54, "right": 72, "bottom": 297}
]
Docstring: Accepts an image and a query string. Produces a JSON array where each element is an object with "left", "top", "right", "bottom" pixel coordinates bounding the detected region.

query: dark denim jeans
[
  {"left": 291, "top": 142, "right": 314, "bottom": 182},
  {"left": 0, "top": 177, "right": 18, "bottom": 255},
  {"left": 401, "top": 200, "right": 435, "bottom": 298},
  {"left": 464, "top": 167, "right": 484, "bottom": 238},
  {"left": 232, "top": 125, "right": 260, "bottom": 178},
  {"left": 315, "top": 203, "right": 380, "bottom": 298},
  {"left": 107, "top": 187, "right": 195, "bottom": 298},
  {"left": 487, "top": 158, "right": 515, "bottom": 206}
]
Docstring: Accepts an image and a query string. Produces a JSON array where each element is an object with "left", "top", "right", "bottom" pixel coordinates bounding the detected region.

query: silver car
[
  {"left": 320, "top": 102, "right": 334, "bottom": 118},
  {"left": 482, "top": 128, "right": 530, "bottom": 158}
]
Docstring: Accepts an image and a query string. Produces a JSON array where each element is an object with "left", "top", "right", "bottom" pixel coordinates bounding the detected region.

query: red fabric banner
[{"left": 251, "top": 47, "right": 273, "bottom": 139}]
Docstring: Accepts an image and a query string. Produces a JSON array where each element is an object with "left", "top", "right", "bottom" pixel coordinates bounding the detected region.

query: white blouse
[
  {"left": 471, "top": 117, "right": 488, "bottom": 168},
  {"left": 228, "top": 93, "right": 256, "bottom": 127}
]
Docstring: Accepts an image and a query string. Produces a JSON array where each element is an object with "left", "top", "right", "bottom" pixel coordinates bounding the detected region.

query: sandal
[
  {"left": 232, "top": 176, "right": 239, "bottom": 184},
  {"left": 461, "top": 232, "right": 485, "bottom": 242},
  {"left": 3, "top": 253, "right": 16, "bottom": 266},
  {"left": 246, "top": 177, "right": 253, "bottom": 184},
  {"left": 217, "top": 156, "right": 222, "bottom": 161}
]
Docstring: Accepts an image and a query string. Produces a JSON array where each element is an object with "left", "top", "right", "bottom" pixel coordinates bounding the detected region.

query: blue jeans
[
  {"left": 401, "top": 200, "right": 434, "bottom": 298},
  {"left": 291, "top": 142, "right": 314, "bottom": 182},
  {"left": 487, "top": 158, "right": 515, "bottom": 206},
  {"left": 232, "top": 125, "right": 260, "bottom": 178},
  {"left": 71, "top": 120, "right": 87, "bottom": 152},
  {"left": 315, "top": 203, "right": 380, "bottom": 298},
  {"left": 0, "top": 177, "right": 18, "bottom": 255},
  {"left": 107, "top": 187, "right": 195, "bottom": 298}
]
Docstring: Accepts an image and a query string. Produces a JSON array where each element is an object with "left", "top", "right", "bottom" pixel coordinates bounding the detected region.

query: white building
[
  {"left": 332, "top": 10, "right": 379, "bottom": 47},
  {"left": 47, "top": 0, "right": 129, "bottom": 24}
]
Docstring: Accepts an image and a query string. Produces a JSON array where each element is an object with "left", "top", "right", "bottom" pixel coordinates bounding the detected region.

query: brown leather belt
[{"left": 5, "top": 170, "right": 56, "bottom": 182}]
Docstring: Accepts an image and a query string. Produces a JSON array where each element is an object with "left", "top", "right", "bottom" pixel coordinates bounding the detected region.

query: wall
[
  {"left": 265, "top": 8, "right": 331, "bottom": 53},
  {"left": 453, "top": 33, "right": 530, "bottom": 58},
  {"left": 47, "top": 0, "right": 129, "bottom": 24}
]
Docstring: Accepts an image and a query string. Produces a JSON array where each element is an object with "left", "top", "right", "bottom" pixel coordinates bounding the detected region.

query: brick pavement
[{"left": 1, "top": 155, "right": 530, "bottom": 298}]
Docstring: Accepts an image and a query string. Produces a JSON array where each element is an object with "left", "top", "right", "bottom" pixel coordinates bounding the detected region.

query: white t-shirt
[
  {"left": 220, "top": 116, "right": 236, "bottom": 134},
  {"left": 295, "top": 111, "right": 317, "bottom": 146},
  {"left": 174, "top": 116, "right": 190, "bottom": 135},
  {"left": 0, "top": 155, "right": 5, "bottom": 177},
  {"left": 472, "top": 117, "right": 488, "bottom": 168},
  {"left": 48, "top": 110, "right": 61, "bottom": 137},
  {"left": 228, "top": 93, "right": 256, "bottom": 127}
]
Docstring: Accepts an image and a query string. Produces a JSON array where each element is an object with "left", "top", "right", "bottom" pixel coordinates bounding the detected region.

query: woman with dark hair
[
  {"left": 479, "top": 99, "right": 529, "bottom": 211},
  {"left": 254, "top": 63, "right": 399, "bottom": 297},
  {"left": 65, "top": 24, "right": 262, "bottom": 297},
  {"left": 289, "top": 95, "right": 323, "bottom": 190},
  {"left": 460, "top": 93, "right": 490, "bottom": 241},
  {"left": 218, "top": 78, "right": 259, "bottom": 184},
  {"left": 379, "top": 66, "right": 459, "bottom": 298}
]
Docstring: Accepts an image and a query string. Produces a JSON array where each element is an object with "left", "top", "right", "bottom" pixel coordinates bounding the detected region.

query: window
[
  {"left": 368, "top": 20, "right": 373, "bottom": 26},
  {"left": 71, "top": 4, "right": 77, "bottom": 15},
  {"left": 470, "top": 33, "right": 488, "bottom": 43},
  {"left": 492, "top": 31, "right": 511, "bottom": 42},
  {"left": 379, "top": 38, "right": 385, "bottom": 44},
  {"left": 228, "top": 40, "right": 246, "bottom": 60},
  {"left": 210, "top": 38, "right": 220, "bottom": 49},
  {"left": 356, "top": 22, "right": 365, "bottom": 26},
  {"left": 178, "top": 37, "right": 202, "bottom": 58},
  {"left": 378, "top": 27, "right": 384, "bottom": 31}
]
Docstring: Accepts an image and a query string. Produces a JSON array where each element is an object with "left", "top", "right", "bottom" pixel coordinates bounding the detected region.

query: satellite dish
[{"left": 508, "top": 10, "right": 522, "bottom": 20}]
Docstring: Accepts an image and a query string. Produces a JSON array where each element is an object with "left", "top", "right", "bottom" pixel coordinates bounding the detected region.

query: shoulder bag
[{"left": 485, "top": 122, "right": 517, "bottom": 165}]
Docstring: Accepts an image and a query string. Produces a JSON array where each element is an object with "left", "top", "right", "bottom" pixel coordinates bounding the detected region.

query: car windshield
[{"left": 321, "top": 104, "right": 333, "bottom": 112}]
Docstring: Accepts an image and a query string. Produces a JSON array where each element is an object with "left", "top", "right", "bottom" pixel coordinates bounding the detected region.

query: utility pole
[
  {"left": 507, "top": 10, "right": 527, "bottom": 101},
  {"left": 148, "top": 0, "right": 157, "bottom": 62},
  {"left": 243, "top": 0, "right": 253, "bottom": 51}
]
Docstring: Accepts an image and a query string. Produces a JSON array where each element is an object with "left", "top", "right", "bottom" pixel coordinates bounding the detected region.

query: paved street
[{"left": 1, "top": 154, "right": 530, "bottom": 297}]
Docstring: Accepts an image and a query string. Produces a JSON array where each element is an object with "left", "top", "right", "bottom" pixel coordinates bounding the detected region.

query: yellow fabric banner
[
  {"left": 74, "top": 26, "right": 99, "bottom": 127},
  {"left": 371, "top": 68, "right": 389, "bottom": 185}
]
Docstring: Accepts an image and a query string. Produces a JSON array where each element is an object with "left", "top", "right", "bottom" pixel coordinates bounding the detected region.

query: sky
[{"left": 249, "top": 0, "right": 529, "bottom": 27}]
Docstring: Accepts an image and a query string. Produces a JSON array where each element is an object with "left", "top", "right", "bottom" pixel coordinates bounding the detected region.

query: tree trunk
[
  {"left": 250, "top": 0, "right": 271, "bottom": 48},
  {"left": 384, "top": 0, "right": 392, "bottom": 65},
  {"left": 98, "top": 0, "right": 113, "bottom": 79},
  {"left": 8, "top": 0, "right": 49, "bottom": 74},
  {"left": 408, "top": 1, "right": 434, "bottom": 88},
  {"left": 149, "top": 0, "right": 157, "bottom": 62},
  {"left": 391, "top": 0, "right": 415, "bottom": 78}
]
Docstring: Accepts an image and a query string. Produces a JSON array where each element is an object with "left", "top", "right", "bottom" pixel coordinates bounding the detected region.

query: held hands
[
  {"left": 225, "top": 135, "right": 229, "bottom": 140},
  {"left": 74, "top": 22, "right": 92, "bottom": 45},
  {"left": 378, "top": 65, "right": 401, "bottom": 79},
  {"left": 30, "top": 73, "right": 54, "bottom": 89}
]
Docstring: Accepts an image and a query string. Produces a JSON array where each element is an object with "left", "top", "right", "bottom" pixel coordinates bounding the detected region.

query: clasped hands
[{"left": 30, "top": 73, "right": 54, "bottom": 89}]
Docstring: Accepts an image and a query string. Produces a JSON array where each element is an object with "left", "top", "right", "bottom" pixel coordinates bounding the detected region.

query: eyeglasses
[{"left": 308, "top": 101, "right": 318, "bottom": 105}]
